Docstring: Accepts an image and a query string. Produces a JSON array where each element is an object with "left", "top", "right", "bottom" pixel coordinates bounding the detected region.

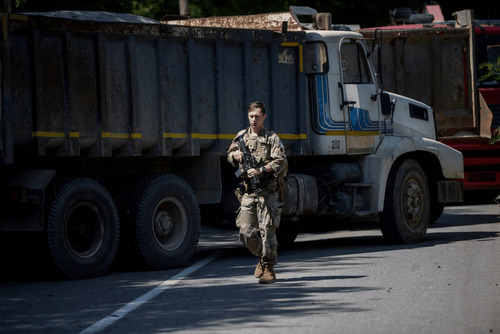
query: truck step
[
  {"left": 353, "top": 210, "right": 378, "bottom": 217},
  {"left": 342, "top": 183, "right": 373, "bottom": 189}
]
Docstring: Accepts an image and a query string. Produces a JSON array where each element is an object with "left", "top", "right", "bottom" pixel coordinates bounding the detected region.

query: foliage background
[{"left": 11, "top": 0, "right": 499, "bottom": 28}]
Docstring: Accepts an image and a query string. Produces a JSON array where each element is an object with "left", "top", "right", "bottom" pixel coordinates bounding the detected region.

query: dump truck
[
  {"left": 0, "top": 6, "right": 463, "bottom": 279},
  {"left": 360, "top": 6, "right": 500, "bottom": 192}
]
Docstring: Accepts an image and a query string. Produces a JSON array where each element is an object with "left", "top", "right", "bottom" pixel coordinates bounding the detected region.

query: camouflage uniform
[{"left": 227, "top": 127, "right": 287, "bottom": 267}]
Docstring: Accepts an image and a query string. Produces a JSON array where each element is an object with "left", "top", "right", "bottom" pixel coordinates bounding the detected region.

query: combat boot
[
  {"left": 258, "top": 264, "right": 276, "bottom": 284},
  {"left": 254, "top": 259, "right": 264, "bottom": 278}
]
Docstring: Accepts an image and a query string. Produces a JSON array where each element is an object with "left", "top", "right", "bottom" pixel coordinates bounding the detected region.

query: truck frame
[{"left": 0, "top": 7, "right": 463, "bottom": 279}]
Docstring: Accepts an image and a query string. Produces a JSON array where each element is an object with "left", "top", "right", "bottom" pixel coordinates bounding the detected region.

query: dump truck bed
[{"left": 0, "top": 11, "right": 307, "bottom": 164}]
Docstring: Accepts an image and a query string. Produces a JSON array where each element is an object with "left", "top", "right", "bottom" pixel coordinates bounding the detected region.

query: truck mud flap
[{"left": 437, "top": 180, "right": 463, "bottom": 203}]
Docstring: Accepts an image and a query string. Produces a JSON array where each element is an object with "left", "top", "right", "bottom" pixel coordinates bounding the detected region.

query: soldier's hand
[
  {"left": 248, "top": 168, "right": 262, "bottom": 177},
  {"left": 233, "top": 151, "right": 243, "bottom": 163}
]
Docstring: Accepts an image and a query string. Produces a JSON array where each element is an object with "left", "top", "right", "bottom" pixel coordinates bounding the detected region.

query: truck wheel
[
  {"left": 129, "top": 174, "right": 200, "bottom": 270},
  {"left": 277, "top": 218, "right": 301, "bottom": 247},
  {"left": 47, "top": 178, "right": 120, "bottom": 279},
  {"left": 380, "top": 159, "right": 430, "bottom": 244}
]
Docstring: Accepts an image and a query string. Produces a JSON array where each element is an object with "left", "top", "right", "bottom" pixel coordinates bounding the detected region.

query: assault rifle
[{"left": 234, "top": 135, "right": 261, "bottom": 195}]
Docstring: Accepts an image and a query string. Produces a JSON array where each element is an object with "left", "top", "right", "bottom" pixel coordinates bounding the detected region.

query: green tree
[
  {"left": 479, "top": 57, "right": 500, "bottom": 82},
  {"left": 12, "top": 0, "right": 425, "bottom": 26},
  {"left": 14, "top": 0, "right": 133, "bottom": 13},
  {"left": 478, "top": 57, "right": 500, "bottom": 144},
  {"left": 12, "top": 0, "right": 494, "bottom": 29}
]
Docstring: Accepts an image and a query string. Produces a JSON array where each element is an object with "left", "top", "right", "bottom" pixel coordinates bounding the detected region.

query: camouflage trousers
[{"left": 236, "top": 191, "right": 281, "bottom": 266}]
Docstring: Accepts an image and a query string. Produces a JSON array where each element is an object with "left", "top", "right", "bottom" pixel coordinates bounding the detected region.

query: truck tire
[
  {"left": 380, "top": 159, "right": 430, "bottom": 244},
  {"left": 127, "top": 174, "right": 200, "bottom": 270},
  {"left": 46, "top": 178, "right": 120, "bottom": 279}
]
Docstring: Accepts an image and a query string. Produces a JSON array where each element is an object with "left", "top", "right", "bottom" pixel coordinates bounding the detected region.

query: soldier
[{"left": 227, "top": 101, "right": 288, "bottom": 284}]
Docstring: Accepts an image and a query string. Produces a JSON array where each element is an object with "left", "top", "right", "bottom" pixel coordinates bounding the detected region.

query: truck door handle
[{"left": 338, "top": 82, "right": 356, "bottom": 110}]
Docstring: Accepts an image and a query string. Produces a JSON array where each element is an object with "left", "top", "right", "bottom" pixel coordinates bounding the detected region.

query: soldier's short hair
[{"left": 248, "top": 101, "right": 266, "bottom": 115}]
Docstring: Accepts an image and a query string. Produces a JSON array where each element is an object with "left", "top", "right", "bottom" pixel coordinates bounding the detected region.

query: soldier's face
[{"left": 248, "top": 108, "right": 266, "bottom": 133}]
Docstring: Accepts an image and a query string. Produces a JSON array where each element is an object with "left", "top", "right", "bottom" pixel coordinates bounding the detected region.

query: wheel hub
[
  {"left": 154, "top": 210, "right": 173, "bottom": 238},
  {"left": 404, "top": 180, "right": 423, "bottom": 226},
  {"left": 66, "top": 204, "right": 104, "bottom": 258}
]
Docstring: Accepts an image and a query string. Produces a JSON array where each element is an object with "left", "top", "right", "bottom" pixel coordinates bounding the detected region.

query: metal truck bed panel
[
  {"left": 1, "top": 12, "right": 307, "bottom": 164},
  {"left": 360, "top": 27, "right": 475, "bottom": 138}
]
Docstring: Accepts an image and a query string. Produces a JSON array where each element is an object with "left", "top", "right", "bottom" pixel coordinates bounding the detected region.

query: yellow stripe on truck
[{"left": 32, "top": 132, "right": 308, "bottom": 140}]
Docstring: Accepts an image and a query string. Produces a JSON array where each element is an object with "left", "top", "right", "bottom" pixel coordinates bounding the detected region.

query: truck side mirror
[{"left": 381, "top": 92, "right": 392, "bottom": 116}]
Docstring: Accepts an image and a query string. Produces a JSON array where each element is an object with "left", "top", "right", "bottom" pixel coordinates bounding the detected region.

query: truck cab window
[
  {"left": 486, "top": 45, "right": 500, "bottom": 65},
  {"left": 341, "top": 41, "right": 372, "bottom": 84},
  {"left": 305, "top": 42, "right": 329, "bottom": 74}
]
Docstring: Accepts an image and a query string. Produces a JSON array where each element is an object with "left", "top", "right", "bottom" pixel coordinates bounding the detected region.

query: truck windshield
[
  {"left": 481, "top": 45, "right": 500, "bottom": 85},
  {"left": 340, "top": 41, "right": 373, "bottom": 84},
  {"left": 487, "top": 45, "right": 500, "bottom": 64},
  {"left": 304, "top": 42, "right": 329, "bottom": 75}
]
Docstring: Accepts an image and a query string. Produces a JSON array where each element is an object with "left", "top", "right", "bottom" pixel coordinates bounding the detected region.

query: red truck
[{"left": 360, "top": 5, "right": 500, "bottom": 192}]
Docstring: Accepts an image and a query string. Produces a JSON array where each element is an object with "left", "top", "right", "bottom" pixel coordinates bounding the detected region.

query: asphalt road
[{"left": 1, "top": 199, "right": 499, "bottom": 334}]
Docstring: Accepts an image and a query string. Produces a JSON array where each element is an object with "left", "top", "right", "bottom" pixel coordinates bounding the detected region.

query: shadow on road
[
  {"left": 0, "top": 201, "right": 499, "bottom": 334},
  {"left": 102, "top": 211, "right": 500, "bottom": 334},
  {"left": 0, "top": 198, "right": 498, "bottom": 284}
]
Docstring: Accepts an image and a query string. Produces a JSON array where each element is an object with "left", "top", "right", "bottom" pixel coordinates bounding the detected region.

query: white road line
[{"left": 79, "top": 251, "right": 223, "bottom": 334}]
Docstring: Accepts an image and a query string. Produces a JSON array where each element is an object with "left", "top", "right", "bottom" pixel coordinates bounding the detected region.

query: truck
[
  {"left": 360, "top": 5, "right": 500, "bottom": 193},
  {"left": 0, "top": 6, "right": 463, "bottom": 279}
]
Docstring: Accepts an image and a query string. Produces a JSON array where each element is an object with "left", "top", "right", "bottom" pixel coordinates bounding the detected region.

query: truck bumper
[{"left": 463, "top": 170, "right": 500, "bottom": 191}]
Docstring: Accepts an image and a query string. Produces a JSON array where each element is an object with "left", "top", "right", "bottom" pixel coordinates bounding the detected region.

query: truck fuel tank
[{"left": 281, "top": 174, "right": 318, "bottom": 216}]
